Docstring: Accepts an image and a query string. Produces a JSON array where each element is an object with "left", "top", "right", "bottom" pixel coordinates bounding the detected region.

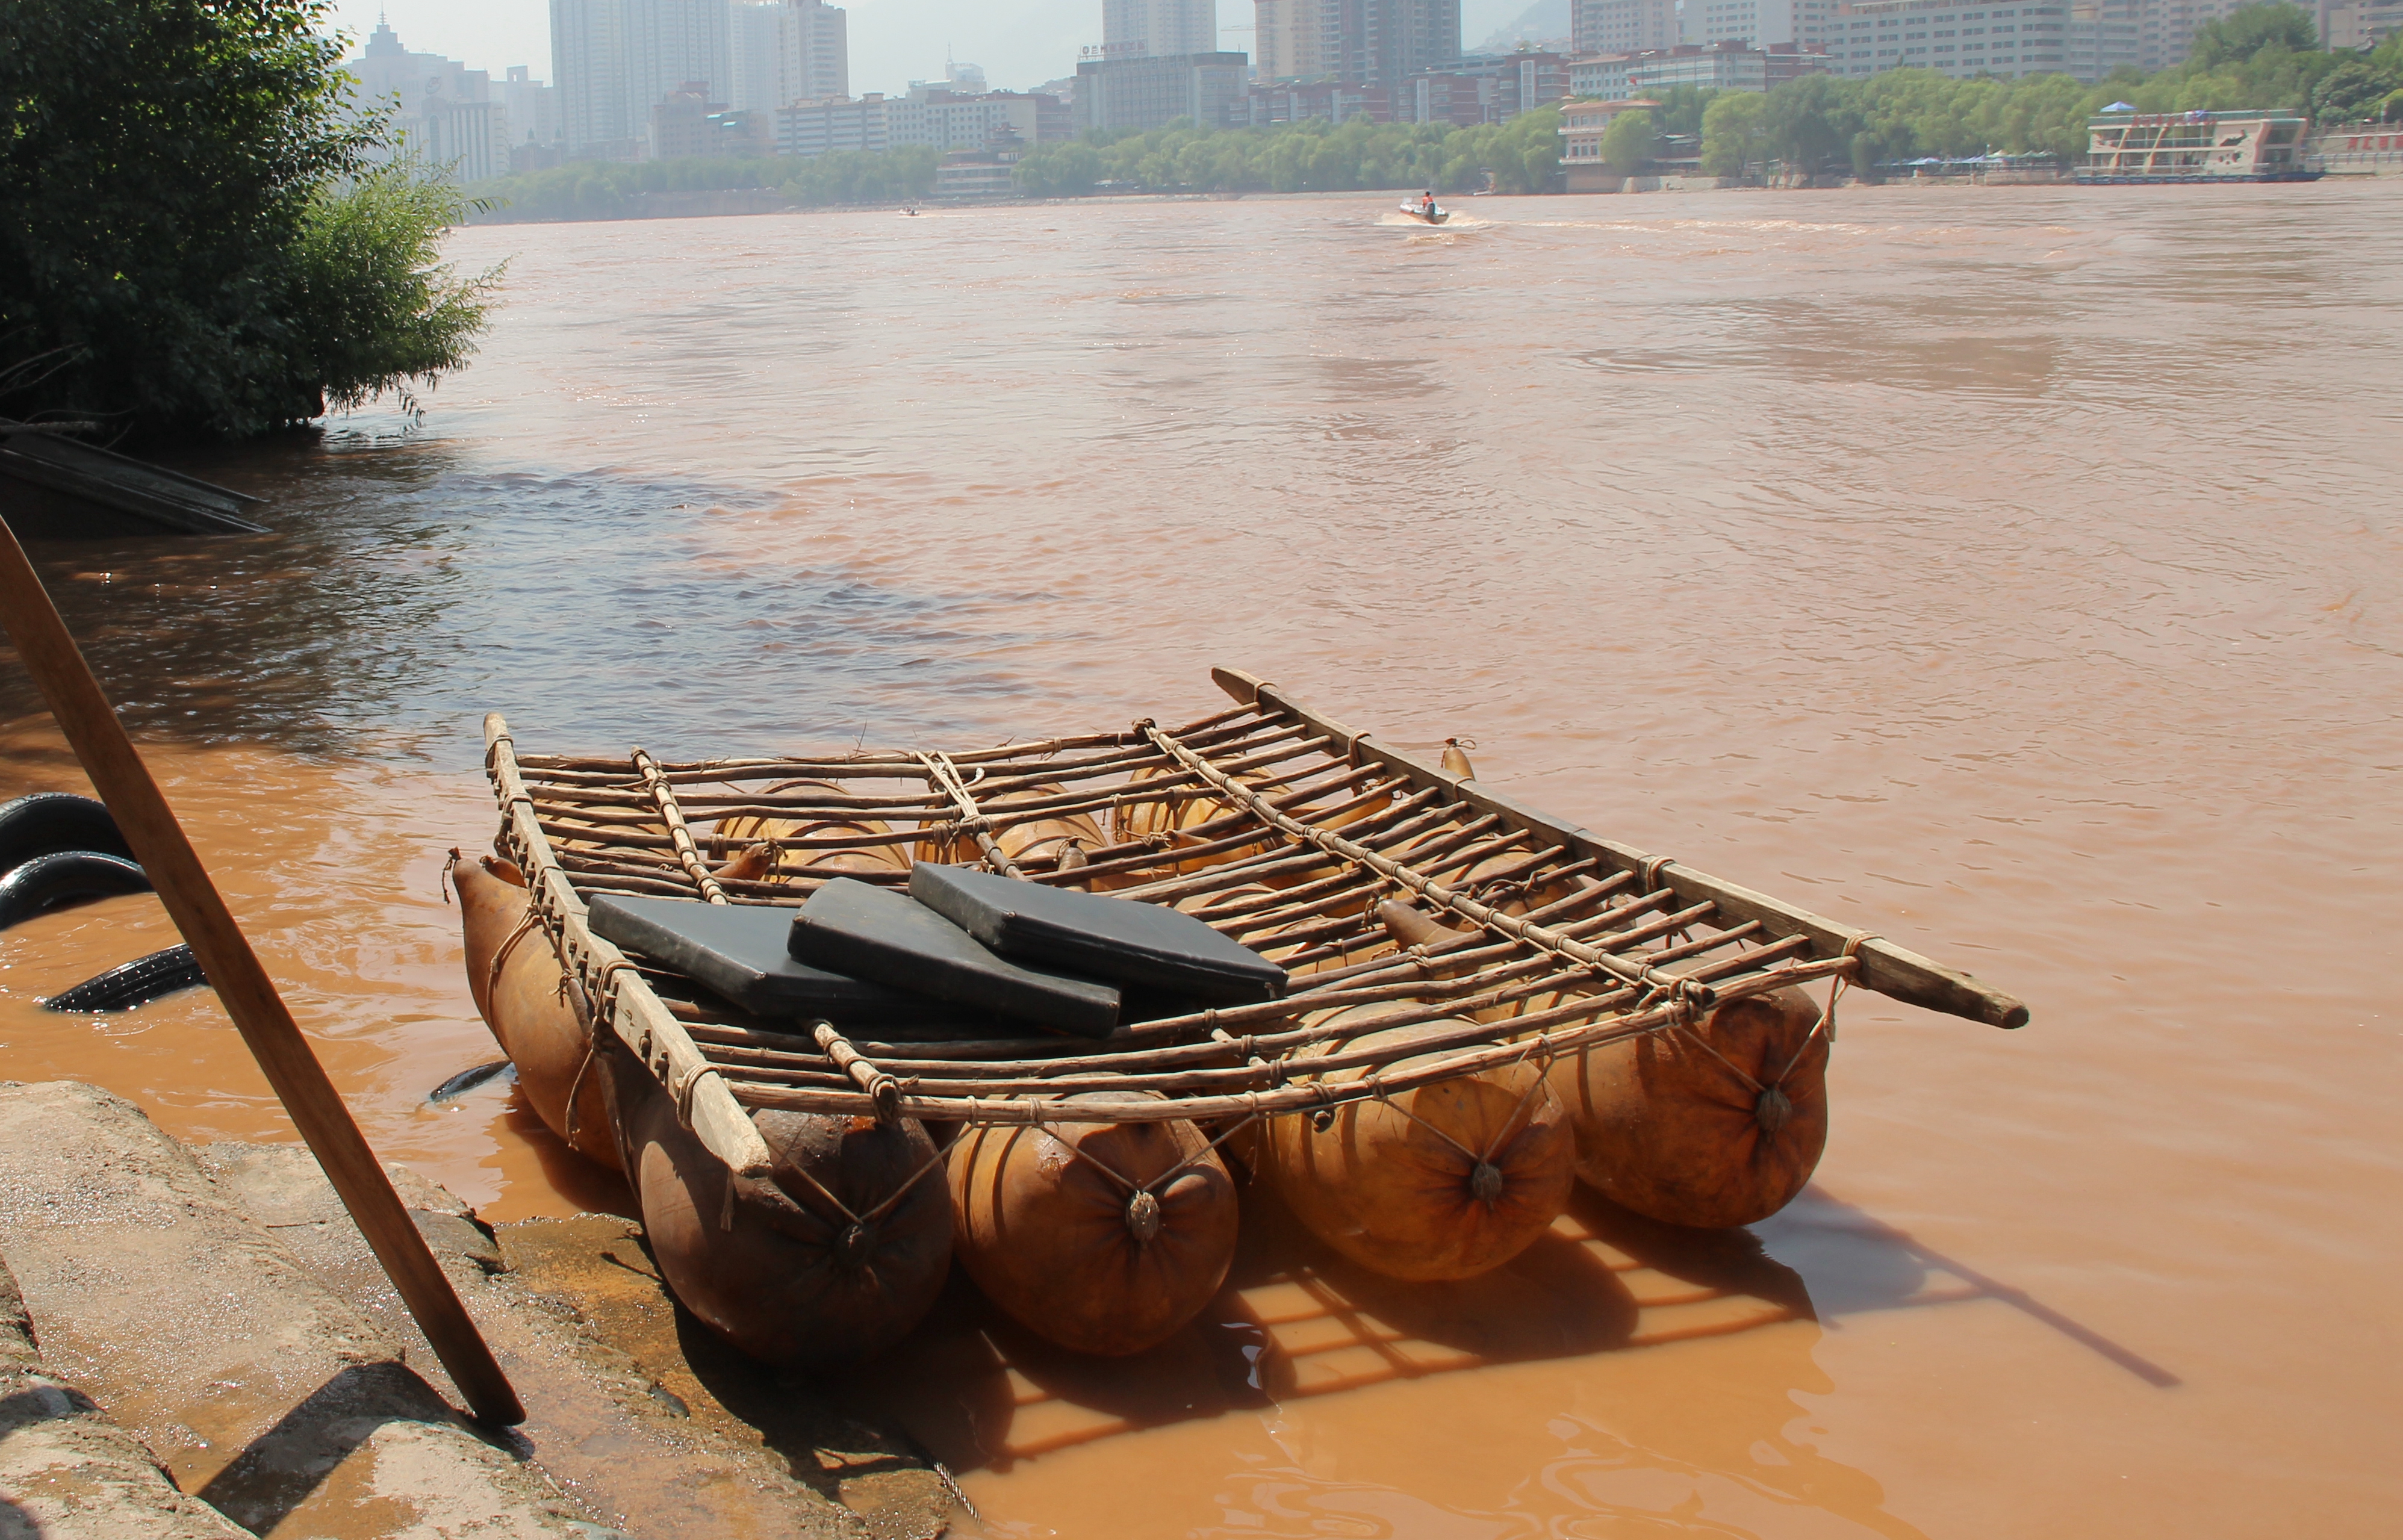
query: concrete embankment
[{"left": 0, "top": 1081, "right": 956, "bottom": 1539}]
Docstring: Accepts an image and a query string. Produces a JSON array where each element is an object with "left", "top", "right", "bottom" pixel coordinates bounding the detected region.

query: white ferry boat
[{"left": 2078, "top": 108, "right": 2321, "bottom": 184}]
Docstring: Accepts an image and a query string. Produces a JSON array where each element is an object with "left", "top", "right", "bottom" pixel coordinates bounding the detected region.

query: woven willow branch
[
  {"left": 486, "top": 715, "right": 773, "bottom": 1176},
  {"left": 1140, "top": 719, "right": 1720, "bottom": 1006}
]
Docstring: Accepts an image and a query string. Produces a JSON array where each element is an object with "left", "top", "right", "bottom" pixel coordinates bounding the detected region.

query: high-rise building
[
  {"left": 1075, "top": 51, "right": 1250, "bottom": 129},
  {"left": 715, "top": 1, "right": 845, "bottom": 116},
  {"left": 1829, "top": 2, "right": 2086, "bottom": 79},
  {"left": 781, "top": 0, "right": 850, "bottom": 101},
  {"left": 729, "top": 2, "right": 785, "bottom": 112},
  {"left": 347, "top": 20, "right": 514, "bottom": 181},
  {"left": 1574, "top": 0, "right": 1680, "bottom": 53},
  {"left": 623, "top": 0, "right": 730, "bottom": 121},
  {"left": 1104, "top": 0, "right": 1221, "bottom": 58},
  {"left": 552, "top": 0, "right": 735, "bottom": 154},
  {"left": 1252, "top": 1, "right": 1461, "bottom": 85},
  {"left": 554, "top": 0, "right": 633, "bottom": 152},
  {"left": 1686, "top": 0, "right": 1839, "bottom": 51},
  {"left": 2321, "top": 0, "right": 2403, "bottom": 51},
  {"left": 500, "top": 65, "right": 562, "bottom": 148}
]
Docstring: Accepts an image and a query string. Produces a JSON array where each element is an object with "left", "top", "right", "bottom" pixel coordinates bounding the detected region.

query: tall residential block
[
  {"left": 727, "top": 1, "right": 847, "bottom": 115},
  {"left": 1075, "top": 51, "right": 1250, "bottom": 129},
  {"left": 623, "top": 0, "right": 730, "bottom": 123},
  {"left": 558, "top": 0, "right": 775, "bottom": 155},
  {"left": 1574, "top": 0, "right": 1681, "bottom": 53},
  {"left": 1685, "top": 0, "right": 1839, "bottom": 50},
  {"left": 729, "top": 2, "right": 785, "bottom": 112},
  {"left": 553, "top": 0, "right": 632, "bottom": 152},
  {"left": 781, "top": 0, "right": 850, "bottom": 101},
  {"left": 1252, "top": 1, "right": 1460, "bottom": 85},
  {"left": 1829, "top": 1, "right": 2083, "bottom": 78},
  {"left": 2321, "top": 0, "right": 2403, "bottom": 51},
  {"left": 349, "top": 19, "right": 514, "bottom": 181},
  {"left": 1104, "top": 0, "right": 1220, "bottom": 57}
]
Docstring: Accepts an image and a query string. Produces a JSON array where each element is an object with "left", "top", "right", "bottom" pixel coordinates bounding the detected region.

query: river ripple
[{"left": 2, "top": 182, "right": 2397, "bottom": 1539}]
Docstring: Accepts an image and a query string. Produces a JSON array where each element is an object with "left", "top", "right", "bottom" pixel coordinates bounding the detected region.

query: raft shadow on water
[
  {"left": 1759, "top": 1187, "right": 2182, "bottom": 1388},
  {"left": 825, "top": 1181, "right": 1821, "bottom": 1473}
]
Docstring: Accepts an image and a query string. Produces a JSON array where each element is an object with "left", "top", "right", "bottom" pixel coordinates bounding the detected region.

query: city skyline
[{"left": 326, "top": 0, "right": 1275, "bottom": 97}]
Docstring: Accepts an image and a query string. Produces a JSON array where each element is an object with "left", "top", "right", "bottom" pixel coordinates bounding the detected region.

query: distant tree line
[
  {"left": 1012, "top": 108, "right": 1567, "bottom": 195},
  {"left": 463, "top": 2, "right": 2402, "bottom": 219},
  {"left": 462, "top": 145, "right": 941, "bottom": 222}
]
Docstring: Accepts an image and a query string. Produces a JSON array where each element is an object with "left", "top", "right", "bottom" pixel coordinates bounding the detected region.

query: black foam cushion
[
  {"left": 787, "top": 878, "right": 1121, "bottom": 1039},
  {"left": 588, "top": 893, "right": 972, "bottom": 1025},
  {"left": 909, "top": 863, "right": 1287, "bottom": 1004}
]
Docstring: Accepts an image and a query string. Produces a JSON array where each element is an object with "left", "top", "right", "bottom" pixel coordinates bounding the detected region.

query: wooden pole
[{"left": 0, "top": 519, "right": 525, "bottom": 1427}]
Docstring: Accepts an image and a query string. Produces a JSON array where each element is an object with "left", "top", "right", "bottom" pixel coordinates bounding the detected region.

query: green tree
[
  {"left": 1764, "top": 72, "right": 1863, "bottom": 176},
  {"left": 2189, "top": 3, "right": 2316, "bottom": 69},
  {"left": 0, "top": 0, "right": 495, "bottom": 439},
  {"left": 286, "top": 161, "right": 499, "bottom": 416},
  {"left": 1599, "top": 109, "right": 1657, "bottom": 175},
  {"left": 1701, "top": 92, "right": 1769, "bottom": 177}
]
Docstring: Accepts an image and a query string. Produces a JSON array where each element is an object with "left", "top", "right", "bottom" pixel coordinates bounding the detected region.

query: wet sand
[{"left": 3, "top": 182, "right": 2398, "bottom": 1536}]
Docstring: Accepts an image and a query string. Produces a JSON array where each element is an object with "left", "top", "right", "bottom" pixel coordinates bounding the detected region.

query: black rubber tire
[
  {"left": 43, "top": 943, "right": 208, "bottom": 1013},
  {"left": 0, "top": 851, "right": 151, "bottom": 931},
  {"left": 0, "top": 793, "right": 134, "bottom": 871}
]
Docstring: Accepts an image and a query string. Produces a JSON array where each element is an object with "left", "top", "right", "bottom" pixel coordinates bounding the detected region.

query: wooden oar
[{"left": 0, "top": 517, "right": 526, "bottom": 1427}]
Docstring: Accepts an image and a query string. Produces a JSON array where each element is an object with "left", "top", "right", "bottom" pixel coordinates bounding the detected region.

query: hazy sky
[{"left": 330, "top": 1, "right": 1534, "bottom": 96}]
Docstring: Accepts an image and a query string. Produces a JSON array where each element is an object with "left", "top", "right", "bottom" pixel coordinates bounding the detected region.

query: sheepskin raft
[{"left": 470, "top": 666, "right": 2026, "bottom": 1363}]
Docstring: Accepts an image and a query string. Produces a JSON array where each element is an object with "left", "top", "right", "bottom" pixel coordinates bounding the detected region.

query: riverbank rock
[
  {"left": 1, "top": 1252, "right": 253, "bottom": 1539},
  {"left": 0, "top": 1081, "right": 585, "bottom": 1539}
]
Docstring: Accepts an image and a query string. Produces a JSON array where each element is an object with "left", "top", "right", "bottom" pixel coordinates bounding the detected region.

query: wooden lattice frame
[{"left": 483, "top": 667, "right": 2026, "bottom": 1176}]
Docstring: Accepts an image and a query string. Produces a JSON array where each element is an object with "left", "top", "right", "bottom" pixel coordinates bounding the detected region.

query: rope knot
[
  {"left": 1469, "top": 1161, "right": 1505, "bottom": 1206},
  {"left": 1125, "top": 1189, "right": 1164, "bottom": 1245},
  {"left": 835, "top": 1222, "right": 875, "bottom": 1269},
  {"left": 1755, "top": 1085, "right": 1793, "bottom": 1138}
]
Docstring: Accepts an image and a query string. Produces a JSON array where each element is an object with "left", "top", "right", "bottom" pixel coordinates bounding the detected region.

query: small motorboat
[{"left": 1398, "top": 200, "right": 1450, "bottom": 225}]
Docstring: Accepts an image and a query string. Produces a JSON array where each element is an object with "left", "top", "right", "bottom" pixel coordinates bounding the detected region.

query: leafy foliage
[
  {"left": 1701, "top": 93, "right": 1769, "bottom": 177},
  {"left": 289, "top": 163, "right": 502, "bottom": 415},
  {"left": 0, "top": 0, "right": 496, "bottom": 439},
  {"left": 1598, "top": 110, "right": 1658, "bottom": 175},
  {"left": 1012, "top": 108, "right": 1565, "bottom": 197},
  {"left": 465, "top": 147, "right": 939, "bottom": 218}
]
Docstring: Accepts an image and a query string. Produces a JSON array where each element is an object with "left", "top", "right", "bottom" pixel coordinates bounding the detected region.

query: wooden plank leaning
[
  {"left": 0, "top": 520, "right": 525, "bottom": 1425},
  {"left": 484, "top": 714, "right": 774, "bottom": 1179},
  {"left": 1209, "top": 666, "right": 2030, "bottom": 1030}
]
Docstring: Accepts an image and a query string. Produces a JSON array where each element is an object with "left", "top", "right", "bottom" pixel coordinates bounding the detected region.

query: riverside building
[
  {"left": 1558, "top": 96, "right": 1662, "bottom": 187},
  {"left": 776, "top": 87, "right": 1072, "bottom": 158},
  {"left": 1573, "top": 0, "right": 1681, "bottom": 53},
  {"left": 1074, "top": 51, "right": 1251, "bottom": 132},
  {"left": 2079, "top": 107, "right": 2317, "bottom": 181},
  {"left": 1567, "top": 40, "right": 1831, "bottom": 98},
  {"left": 1827, "top": 1, "right": 2125, "bottom": 81},
  {"left": 1404, "top": 49, "right": 1570, "bottom": 125}
]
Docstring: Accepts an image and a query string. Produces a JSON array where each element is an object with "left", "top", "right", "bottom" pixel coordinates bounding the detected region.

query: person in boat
[{"left": 1421, "top": 191, "right": 1437, "bottom": 219}]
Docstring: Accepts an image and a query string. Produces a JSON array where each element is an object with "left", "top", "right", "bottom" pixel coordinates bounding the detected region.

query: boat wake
[{"left": 1376, "top": 210, "right": 1494, "bottom": 231}]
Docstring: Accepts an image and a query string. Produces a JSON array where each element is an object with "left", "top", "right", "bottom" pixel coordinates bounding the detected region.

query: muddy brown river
[{"left": 3, "top": 184, "right": 2398, "bottom": 1538}]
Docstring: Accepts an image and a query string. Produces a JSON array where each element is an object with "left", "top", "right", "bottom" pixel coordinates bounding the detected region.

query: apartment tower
[
  {"left": 1253, "top": 1, "right": 1461, "bottom": 84},
  {"left": 1104, "top": 0, "right": 1220, "bottom": 57}
]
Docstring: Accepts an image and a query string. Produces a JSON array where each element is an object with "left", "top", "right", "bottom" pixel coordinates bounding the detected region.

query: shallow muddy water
[{"left": 3, "top": 182, "right": 2398, "bottom": 1538}]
